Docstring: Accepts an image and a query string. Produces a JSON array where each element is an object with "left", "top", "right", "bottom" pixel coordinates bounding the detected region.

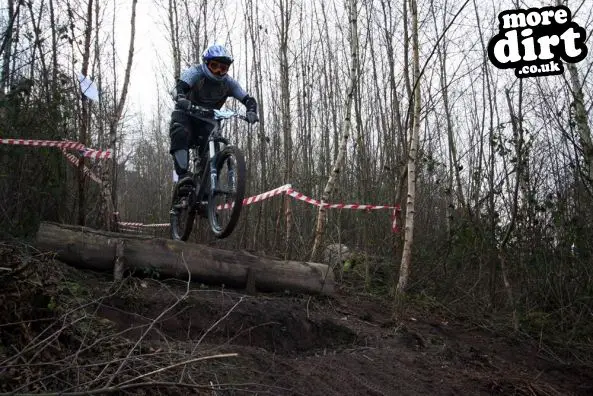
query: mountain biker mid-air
[{"left": 169, "top": 44, "right": 259, "bottom": 189}]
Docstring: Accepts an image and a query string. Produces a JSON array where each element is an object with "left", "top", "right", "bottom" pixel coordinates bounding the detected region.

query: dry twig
[{"left": 100, "top": 252, "right": 192, "bottom": 387}]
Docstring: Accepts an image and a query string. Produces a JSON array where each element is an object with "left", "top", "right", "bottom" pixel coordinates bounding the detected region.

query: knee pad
[{"left": 173, "top": 149, "right": 189, "bottom": 175}]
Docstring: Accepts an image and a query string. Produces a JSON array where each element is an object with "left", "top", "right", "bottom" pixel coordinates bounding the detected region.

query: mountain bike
[{"left": 170, "top": 106, "right": 247, "bottom": 241}]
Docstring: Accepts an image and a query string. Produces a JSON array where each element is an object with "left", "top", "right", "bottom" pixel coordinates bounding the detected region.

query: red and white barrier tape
[
  {"left": 284, "top": 187, "right": 401, "bottom": 233},
  {"left": 120, "top": 184, "right": 401, "bottom": 233},
  {"left": 285, "top": 188, "right": 396, "bottom": 211},
  {"left": 0, "top": 138, "right": 112, "bottom": 159},
  {"left": 391, "top": 208, "right": 400, "bottom": 233},
  {"left": 0, "top": 138, "right": 84, "bottom": 150},
  {"left": 78, "top": 148, "right": 112, "bottom": 160},
  {"left": 61, "top": 150, "right": 102, "bottom": 184},
  {"left": 243, "top": 183, "right": 292, "bottom": 205},
  {"left": 118, "top": 222, "right": 169, "bottom": 228},
  {"left": 216, "top": 184, "right": 292, "bottom": 210},
  {"left": 1, "top": 138, "right": 110, "bottom": 178}
]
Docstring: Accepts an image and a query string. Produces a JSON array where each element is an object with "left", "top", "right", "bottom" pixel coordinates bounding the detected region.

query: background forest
[{"left": 1, "top": 0, "right": 592, "bottom": 347}]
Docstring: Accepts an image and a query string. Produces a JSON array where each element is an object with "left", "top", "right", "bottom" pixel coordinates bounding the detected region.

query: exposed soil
[{"left": 1, "top": 243, "right": 593, "bottom": 395}]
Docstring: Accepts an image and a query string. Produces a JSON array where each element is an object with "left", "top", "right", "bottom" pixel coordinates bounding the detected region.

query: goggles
[{"left": 207, "top": 60, "right": 230, "bottom": 75}]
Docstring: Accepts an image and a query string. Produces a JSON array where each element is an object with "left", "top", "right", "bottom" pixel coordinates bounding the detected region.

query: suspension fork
[{"left": 208, "top": 139, "right": 218, "bottom": 195}]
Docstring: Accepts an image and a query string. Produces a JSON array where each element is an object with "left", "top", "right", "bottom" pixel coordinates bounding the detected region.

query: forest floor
[{"left": 1, "top": 241, "right": 593, "bottom": 395}]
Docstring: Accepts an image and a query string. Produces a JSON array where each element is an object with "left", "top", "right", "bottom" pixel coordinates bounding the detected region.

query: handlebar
[
  {"left": 188, "top": 104, "right": 214, "bottom": 117},
  {"left": 188, "top": 105, "right": 248, "bottom": 122}
]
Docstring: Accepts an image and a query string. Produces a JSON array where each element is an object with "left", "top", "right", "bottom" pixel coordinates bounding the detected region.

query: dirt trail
[
  {"left": 96, "top": 279, "right": 593, "bottom": 396},
  {"left": 1, "top": 248, "right": 592, "bottom": 395}
]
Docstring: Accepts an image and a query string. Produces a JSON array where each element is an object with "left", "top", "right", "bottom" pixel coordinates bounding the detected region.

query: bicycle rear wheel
[
  {"left": 207, "top": 146, "right": 246, "bottom": 239},
  {"left": 170, "top": 182, "right": 196, "bottom": 241}
]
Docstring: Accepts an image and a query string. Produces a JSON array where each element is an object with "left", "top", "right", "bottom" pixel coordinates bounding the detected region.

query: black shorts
[{"left": 169, "top": 110, "right": 215, "bottom": 154}]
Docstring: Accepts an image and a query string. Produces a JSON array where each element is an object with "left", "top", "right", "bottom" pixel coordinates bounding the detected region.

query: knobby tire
[
  {"left": 207, "top": 146, "right": 246, "bottom": 239},
  {"left": 170, "top": 182, "right": 196, "bottom": 241}
]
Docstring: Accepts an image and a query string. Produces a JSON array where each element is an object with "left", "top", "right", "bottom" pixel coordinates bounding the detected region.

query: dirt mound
[
  {"left": 99, "top": 288, "right": 358, "bottom": 356},
  {"left": 1, "top": 242, "right": 593, "bottom": 395}
]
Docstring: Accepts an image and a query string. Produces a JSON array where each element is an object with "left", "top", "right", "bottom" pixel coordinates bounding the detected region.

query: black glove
[
  {"left": 246, "top": 111, "right": 259, "bottom": 124},
  {"left": 241, "top": 95, "right": 258, "bottom": 124},
  {"left": 176, "top": 96, "right": 192, "bottom": 111}
]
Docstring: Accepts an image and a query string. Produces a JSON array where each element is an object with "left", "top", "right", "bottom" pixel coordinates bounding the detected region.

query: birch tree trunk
[
  {"left": 395, "top": 0, "right": 421, "bottom": 296},
  {"left": 567, "top": 63, "right": 593, "bottom": 190},
  {"left": 100, "top": 0, "right": 137, "bottom": 231},
  {"left": 310, "top": 0, "right": 358, "bottom": 261},
  {"left": 557, "top": 0, "right": 592, "bottom": 191},
  {"left": 168, "top": 0, "right": 181, "bottom": 79}
]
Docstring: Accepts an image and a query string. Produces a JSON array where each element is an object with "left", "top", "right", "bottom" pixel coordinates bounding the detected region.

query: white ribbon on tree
[{"left": 78, "top": 73, "right": 100, "bottom": 101}]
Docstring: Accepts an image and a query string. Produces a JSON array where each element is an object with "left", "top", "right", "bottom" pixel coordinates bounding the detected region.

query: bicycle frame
[{"left": 187, "top": 111, "right": 233, "bottom": 211}]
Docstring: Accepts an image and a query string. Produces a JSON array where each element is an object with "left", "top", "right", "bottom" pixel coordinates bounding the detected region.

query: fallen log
[{"left": 34, "top": 222, "right": 334, "bottom": 295}]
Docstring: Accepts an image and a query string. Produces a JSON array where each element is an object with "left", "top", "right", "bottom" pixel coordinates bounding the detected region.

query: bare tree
[
  {"left": 48, "top": 0, "right": 59, "bottom": 93},
  {"left": 276, "top": 0, "right": 294, "bottom": 258},
  {"left": 77, "top": 0, "right": 95, "bottom": 226},
  {"left": 496, "top": 84, "right": 524, "bottom": 331},
  {"left": 310, "top": 0, "right": 359, "bottom": 260},
  {"left": 98, "top": 0, "right": 138, "bottom": 231},
  {"left": 559, "top": 0, "right": 593, "bottom": 193},
  {"left": 395, "top": 0, "right": 421, "bottom": 296},
  {"left": 245, "top": 0, "right": 268, "bottom": 249},
  {"left": 0, "top": 0, "right": 20, "bottom": 93}
]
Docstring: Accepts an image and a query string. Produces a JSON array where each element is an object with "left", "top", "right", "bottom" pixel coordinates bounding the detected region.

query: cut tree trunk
[{"left": 34, "top": 222, "right": 334, "bottom": 295}]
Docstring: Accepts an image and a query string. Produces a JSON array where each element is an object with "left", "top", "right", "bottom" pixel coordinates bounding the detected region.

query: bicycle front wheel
[{"left": 207, "top": 146, "right": 246, "bottom": 239}]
